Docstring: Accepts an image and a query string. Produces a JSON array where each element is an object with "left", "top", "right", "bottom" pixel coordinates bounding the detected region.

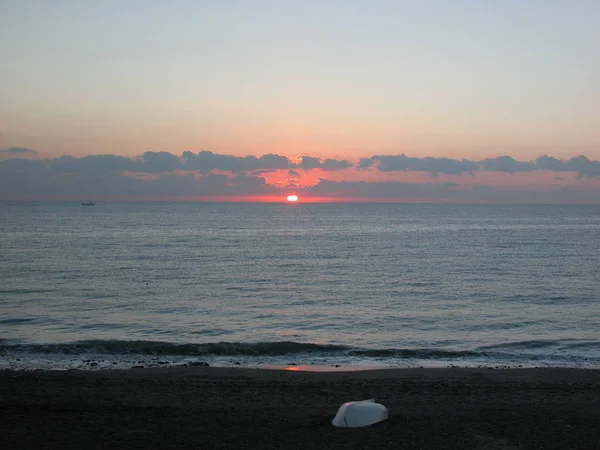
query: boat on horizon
[{"left": 81, "top": 202, "right": 95, "bottom": 206}]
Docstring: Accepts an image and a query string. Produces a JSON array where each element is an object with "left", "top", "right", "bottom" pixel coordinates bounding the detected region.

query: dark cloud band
[
  {"left": 2, "top": 148, "right": 598, "bottom": 177},
  {"left": 1, "top": 149, "right": 599, "bottom": 202}
]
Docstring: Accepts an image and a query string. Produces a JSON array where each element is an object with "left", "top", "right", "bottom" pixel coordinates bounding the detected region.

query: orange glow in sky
[{"left": 1, "top": 2, "right": 599, "bottom": 203}]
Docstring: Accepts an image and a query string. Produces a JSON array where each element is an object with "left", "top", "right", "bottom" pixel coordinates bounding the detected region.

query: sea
[{"left": 1, "top": 201, "right": 599, "bottom": 371}]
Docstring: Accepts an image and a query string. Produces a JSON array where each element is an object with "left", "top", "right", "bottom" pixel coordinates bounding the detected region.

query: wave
[
  {"left": 0, "top": 317, "right": 38, "bottom": 325},
  {"left": 350, "top": 348, "right": 480, "bottom": 358},
  {"left": 0, "top": 340, "right": 347, "bottom": 357},
  {"left": 2, "top": 339, "right": 598, "bottom": 361},
  {"left": 0, "top": 339, "right": 481, "bottom": 359},
  {"left": 477, "top": 339, "right": 600, "bottom": 352}
]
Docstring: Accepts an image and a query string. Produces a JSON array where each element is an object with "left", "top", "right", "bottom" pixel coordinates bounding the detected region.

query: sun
[{"left": 286, "top": 195, "right": 299, "bottom": 202}]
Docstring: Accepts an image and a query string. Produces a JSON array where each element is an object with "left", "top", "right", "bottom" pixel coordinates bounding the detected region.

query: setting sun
[{"left": 286, "top": 195, "right": 299, "bottom": 202}]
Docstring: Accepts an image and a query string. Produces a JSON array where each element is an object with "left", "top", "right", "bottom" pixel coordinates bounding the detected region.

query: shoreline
[
  {"left": 3, "top": 350, "right": 600, "bottom": 373},
  {"left": 3, "top": 359, "right": 600, "bottom": 374},
  {"left": 3, "top": 364, "right": 600, "bottom": 378},
  {"left": 2, "top": 366, "right": 600, "bottom": 449}
]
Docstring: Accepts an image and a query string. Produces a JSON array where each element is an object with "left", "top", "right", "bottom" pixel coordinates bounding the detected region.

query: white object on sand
[{"left": 331, "top": 399, "right": 388, "bottom": 428}]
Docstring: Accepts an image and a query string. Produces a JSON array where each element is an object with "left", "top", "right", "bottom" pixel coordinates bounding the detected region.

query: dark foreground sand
[{"left": 1, "top": 367, "right": 599, "bottom": 449}]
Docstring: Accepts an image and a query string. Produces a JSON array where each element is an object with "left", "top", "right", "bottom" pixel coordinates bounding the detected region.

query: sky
[{"left": 1, "top": 0, "right": 599, "bottom": 202}]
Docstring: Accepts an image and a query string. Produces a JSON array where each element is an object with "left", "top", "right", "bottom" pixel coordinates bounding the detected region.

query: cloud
[
  {"left": 305, "top": 178, "right": 479, "bottom": 200},
  {"left": 0, "top": 162, "right": 275, "bottom": 199},
  {"left": 321, "top": 158, "right": 352, "bottom": 171},
  {"left": 535, "top": 155, "right": 600, "bottom": 178},
  {"left": 536, "top": 155, "right": 564, "bottom": 171},
  {"left": 1, "top": 149, "right": 599, "bottom": 202},
  {"left": 46, "top": 154, "right": 135, "bottom": 174},
  {"left": 180, "top": 151, "right": 351, "bottom": 173},
  {"left": 366, "top": 154, "right": 479, "bottom": 174},
  {"left": 562, "top": 156, "right": 600, "bottom": 178},
  {"left": 304, "top": 178, "right": 599, "bottom": 203},
  {"left": 357, "top": 153, "right": 600, "bottom": 178},
  {"left": 229, "top": 172, "right": 275, "bottom": 195},
  {"left": 299, "top": 156, "right": 352, "bottom": 171},
  {"left": 356, "top": 158, "right": 374, "bottom": 170},
  {"left": 136, "top": 151, "right": 182, "bottom": 173},
  {"left": 298, "top": 156, "right": 322, "bottom": 170},
  {"left": 1, "top": 150, "right": 341, "bottom": 175},
  {"left": 0, "top": 147, "right": 39, "bottom": 155},
  {"left": 181, "top": 151, "right": 293, "bottom": 172},
  {"left": 480, "top": 156, "right": 536, "bottom": 173}
]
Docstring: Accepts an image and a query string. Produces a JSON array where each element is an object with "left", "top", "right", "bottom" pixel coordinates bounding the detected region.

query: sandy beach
[{"left": 1, "top": 367, "right": 599, "bottom": 449}]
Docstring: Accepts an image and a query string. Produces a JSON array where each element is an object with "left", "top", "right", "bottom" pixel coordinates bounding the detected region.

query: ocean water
[{"left": 1, "top": 201, "right": 599, "bottom": 371}]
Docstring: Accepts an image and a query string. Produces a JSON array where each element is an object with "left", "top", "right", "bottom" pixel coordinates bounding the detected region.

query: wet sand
[{"left": 1, "top": 367, "right": 599, "bottom": 449}]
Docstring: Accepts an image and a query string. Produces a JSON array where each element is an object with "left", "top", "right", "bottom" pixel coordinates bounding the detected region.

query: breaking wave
[{"left": 1, "top": 338, "right": 599, "bottom": 363}]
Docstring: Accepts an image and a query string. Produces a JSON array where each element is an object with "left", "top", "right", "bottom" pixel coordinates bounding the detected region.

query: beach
[{"left": 1, "top": 367, "right": 599, "bottom": 449}]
